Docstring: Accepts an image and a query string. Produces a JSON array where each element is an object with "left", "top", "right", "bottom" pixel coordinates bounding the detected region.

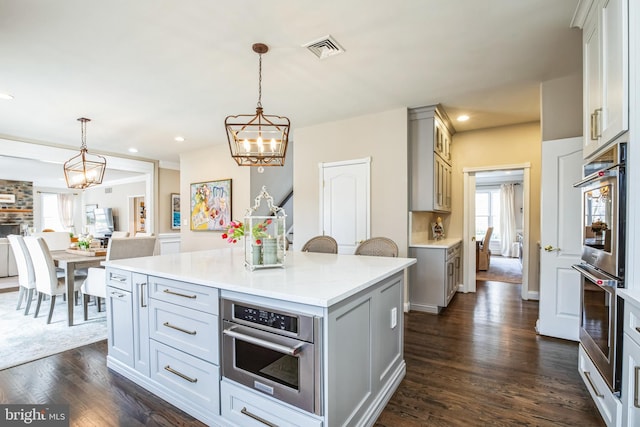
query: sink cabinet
[{"left": 409, "top": 105, "right": 455, "bottom": 212}]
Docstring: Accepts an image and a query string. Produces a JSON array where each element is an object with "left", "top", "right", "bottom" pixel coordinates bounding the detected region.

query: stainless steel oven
[
  {"left": 221, "top": 298, "right": 322, "bottom": 415},
  {"left": 572, "top": 263, "right": 624, "bottom": 393},
  {"left": 574, "top": 143, "right": 626, "bottom": 279},
  {"left": 573, "top": 142, "right": 626, "bottom": 394}
]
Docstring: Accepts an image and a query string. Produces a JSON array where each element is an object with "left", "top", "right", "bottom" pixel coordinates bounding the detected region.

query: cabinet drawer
[
  {"left": 221, "top": 380, "right": 323, "bottom": 427},
  {"left": 446, "top": 243, "right": 460, "bottom": 259},
  {"left": 106, "top": 268, "right": 132, "bottom": 292},
  {"left": 578, "top": 345, "right": 620, "bottom": 426},
  {"left": 150, "top": 298, "right": 219, "bottom": 364},
  {"left": 624, "top": 300, "right": 640, "bottom": 348},
  {"left": 149, "top": 276, "right": 218, "bottom": 314},
  {"left": 150, "top": 340, "right": 220, "bottom": 415}
]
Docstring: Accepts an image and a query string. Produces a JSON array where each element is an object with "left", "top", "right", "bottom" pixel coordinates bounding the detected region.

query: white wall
[
  {"left": 293, "top": 108, "right": 409, "bottom": 256},
  {"left": 180, "top": 144, "right": 250, "bottom": 252},
  {"left": 83, "top": 181, "right": 146, "bottom": 234}
]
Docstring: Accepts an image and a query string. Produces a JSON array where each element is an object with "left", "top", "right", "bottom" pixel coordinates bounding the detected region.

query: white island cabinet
[{"left": 105, "top": 248, "right": 415, "bottom": 427}]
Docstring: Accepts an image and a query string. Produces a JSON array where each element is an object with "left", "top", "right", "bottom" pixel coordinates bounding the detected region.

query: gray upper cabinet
[{"left": 409, "top": 105, "right": 455, "bottom": 212}]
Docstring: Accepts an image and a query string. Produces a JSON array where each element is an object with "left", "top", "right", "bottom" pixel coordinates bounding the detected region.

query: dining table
[{"left": 51, "top": 250, "right": 106, "bottom": 326}]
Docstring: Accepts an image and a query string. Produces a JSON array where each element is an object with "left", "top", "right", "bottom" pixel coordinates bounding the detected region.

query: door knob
[{"left": 544, "top": 245, "right": 560, "bottom": 252}]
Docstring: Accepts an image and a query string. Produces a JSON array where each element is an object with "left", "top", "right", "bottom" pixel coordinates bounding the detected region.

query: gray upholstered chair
[
  {"left": 81, "top": 236, "right": 156, "bottom": 320},
  {"left": 110, "top": 231, "right": 129, "bottom": 238},
  {"left": 301, "top": 235, "right": 338, "bottom": 254},
  {"left": 354, "top": 237, "right": 398, "bottom": 257}
]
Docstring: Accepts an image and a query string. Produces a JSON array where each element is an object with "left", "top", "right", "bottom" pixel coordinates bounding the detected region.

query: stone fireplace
[{"left": 0, "top": 179, "right": 33, "bottom": 236}]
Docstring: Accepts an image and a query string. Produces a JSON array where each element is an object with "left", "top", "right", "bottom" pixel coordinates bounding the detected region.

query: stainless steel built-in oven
[
  {"left": 573, "top": 143, "right": 626, "bottom": 394},
  {"left": 572, "top": 263, "right": 624, "bottom": 392},
  {"left": 221, "top": 298, "right": 322, "bottom": 415}
]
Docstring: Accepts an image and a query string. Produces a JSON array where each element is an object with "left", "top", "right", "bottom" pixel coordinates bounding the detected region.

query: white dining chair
[
  {"left": 30, "top": 231, "right": 72, "bottom": 251},
  {"left": 81, "top": 236, "right": 157, "bottom": 320},
  {"left": 24, "top": 236, "right": 85, "bottom": 324},
  {"left": 111, "top": 231, "right": 129, "bottom": 238},
  {"left": 7, "top": 234, "right": 37, "bottom": 315}
]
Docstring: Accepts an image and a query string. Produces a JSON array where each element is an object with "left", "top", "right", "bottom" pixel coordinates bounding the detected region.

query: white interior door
[
  {"left": 538, "top": 137, "right": 583, "bottom": 341},
  {"left": 321, "top": 158, "right": 370, "bottom": 254}
]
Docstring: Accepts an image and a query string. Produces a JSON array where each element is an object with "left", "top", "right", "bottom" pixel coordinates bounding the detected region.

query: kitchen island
[{"left": 104, "top": 248, "right": 415, "bottom": 427}]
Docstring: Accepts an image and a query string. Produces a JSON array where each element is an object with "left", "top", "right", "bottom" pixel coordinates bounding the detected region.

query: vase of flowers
[
  {"left": 221, "top": 186, "right": 287, "bottom": 271},
  {"left": 77, "top": 235, "right": 93, "bottom": 250}
]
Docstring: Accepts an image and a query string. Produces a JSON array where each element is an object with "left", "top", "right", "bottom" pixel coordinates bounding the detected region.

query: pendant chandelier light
[
  {"left": 225, "top": 43, "right": 290, "bottom": 170},
  {"left": 63, "top": 117, "right": 107, "bottom": 189}
]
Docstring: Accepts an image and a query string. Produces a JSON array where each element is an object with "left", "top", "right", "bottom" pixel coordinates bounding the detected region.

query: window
[
  {"left": 475, "top": 188, "right": 501, "bottom": 242},
  {"left": 40, "top": 193, "right": 65, "bottom": 232}
]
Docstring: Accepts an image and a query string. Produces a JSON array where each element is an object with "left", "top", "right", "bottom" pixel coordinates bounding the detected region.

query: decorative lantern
[{"left": 244, "top": 186, "right": 287, "bottom": 270}]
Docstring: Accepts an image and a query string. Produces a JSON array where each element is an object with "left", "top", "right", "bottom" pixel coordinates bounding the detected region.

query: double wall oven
[
  {"left": 573, "top": 143, "right": 626, "bottom": 394},
  {"left": 221, "top": 298, "right": 322, "bottom": 415}
]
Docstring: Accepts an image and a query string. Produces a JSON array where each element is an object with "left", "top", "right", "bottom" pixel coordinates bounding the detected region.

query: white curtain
[
  {"left": 57, "top": 193, "right": 75, "bottom": 232},
  {"left": 500, "top": 184, "right": 517, "bottom": 257}
]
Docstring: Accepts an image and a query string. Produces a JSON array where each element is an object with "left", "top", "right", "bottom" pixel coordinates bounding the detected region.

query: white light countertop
[
  {"left": 105, "top": 248, "right": 416, "bottom": 308},
  {"left": 409, "top": 234, "right": 462, "bottom": 249},
  {"left": 618, "top": 288, "right": 640, "bottom": 308}
]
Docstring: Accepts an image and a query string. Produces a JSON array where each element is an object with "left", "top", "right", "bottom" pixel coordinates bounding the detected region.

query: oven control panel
[{"left": 233, "top": 304, "right": 298, "bottom": 333}]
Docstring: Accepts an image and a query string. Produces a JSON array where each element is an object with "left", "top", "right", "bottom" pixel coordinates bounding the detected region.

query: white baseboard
[{"left": 527, "top": 291, "right": 540, "bottom": 300}]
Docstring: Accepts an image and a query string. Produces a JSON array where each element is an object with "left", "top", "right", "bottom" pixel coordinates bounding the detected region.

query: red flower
[
  {"left": 256, "top": 239, "right": 262, "bottom": 245},
  {"left": 222, "top": 233, "right": 228, "bottom": 239}
]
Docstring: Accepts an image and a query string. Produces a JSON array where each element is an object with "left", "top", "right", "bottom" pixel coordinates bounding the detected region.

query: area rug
[
  {"left": 476, "top": 255, "right": 523, "bottom": 284},
  {"left": 0, "top": 290, "right": 107, "bottom": 370}
]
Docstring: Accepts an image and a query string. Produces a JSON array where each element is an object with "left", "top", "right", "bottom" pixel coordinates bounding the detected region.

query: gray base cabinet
[
  {"left": 0, "top": 238, "right": 18, "bottom": 278},
  {"left": 409, "top": 242, "right": 462, "bottom": 314},
  {"left": 106, "top": 267, "right": 406, "bottom": 427}
]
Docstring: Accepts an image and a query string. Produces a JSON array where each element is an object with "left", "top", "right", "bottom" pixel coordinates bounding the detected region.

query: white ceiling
[{"left": 0, "top": 0, "right": 582, "bottom": 178}]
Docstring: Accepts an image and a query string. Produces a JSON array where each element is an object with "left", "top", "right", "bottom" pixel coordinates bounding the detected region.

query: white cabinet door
[
  {"left": 601, "top": 0, "right": 629, "bottom": 144},
  {"left": 106, "top": 285, "right": 134, "bottom": 366},
  {"left": 132, "top": 272, "right": 150, "bottom": 376},
  {"left": 583, "top": 3, "right": 602, "bottom": 158}
]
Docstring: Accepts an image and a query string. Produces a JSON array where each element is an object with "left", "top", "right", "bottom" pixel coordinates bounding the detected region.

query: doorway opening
[
  {"left": 462, "top": 163, "right": 531, "bottom": 300},
  {"left": 474, "top": 170, "right": 524, "bottom": 284}
]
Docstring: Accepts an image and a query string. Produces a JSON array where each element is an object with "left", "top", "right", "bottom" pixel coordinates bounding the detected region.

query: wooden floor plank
[{"left": 0, "top": 280, "right": 604, "bottom": 426}]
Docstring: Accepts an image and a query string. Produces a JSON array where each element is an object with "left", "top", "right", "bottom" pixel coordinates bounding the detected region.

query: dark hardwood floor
[
  {"left": 375, "top": 280, "right": 605, "bottom": 427},
  {"left": 0, "top": 280, "right": 604, "bottom": 426}
]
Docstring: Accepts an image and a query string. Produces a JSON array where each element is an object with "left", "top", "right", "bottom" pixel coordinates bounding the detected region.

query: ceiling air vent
[{"left": 303, "top": 35, "right": 345, "bottom": 59}]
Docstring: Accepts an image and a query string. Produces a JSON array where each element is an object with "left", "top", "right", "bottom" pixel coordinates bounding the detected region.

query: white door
[
  {"left": 321, "top": 158, "right": 370, "bottom": 254},
  {"left": 538, "top": 137, "right": 583, "bottom": 341}
]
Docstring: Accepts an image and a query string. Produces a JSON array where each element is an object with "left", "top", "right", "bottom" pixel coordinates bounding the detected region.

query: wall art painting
[{"left": 190, "top": 179, "right": 231, "bottom": 231}]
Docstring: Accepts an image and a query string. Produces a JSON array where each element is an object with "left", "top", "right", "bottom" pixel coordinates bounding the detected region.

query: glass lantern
[{"left": 244, "top": 186, "right": 287, "bottom": 270}]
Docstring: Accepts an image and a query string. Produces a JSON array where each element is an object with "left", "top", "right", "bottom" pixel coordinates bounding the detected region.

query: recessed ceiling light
[
  {"left": 128, "top": 148, "right": 138, "bottom": 153},
  {"left": 457, "top": 114, "right": 470, "bottom": 122},
  {"left": 174, "top": 136, "right": 185, "bottom": 142},
  {"left": 0, "top": 92, "right": 14, "bottom": 100}
]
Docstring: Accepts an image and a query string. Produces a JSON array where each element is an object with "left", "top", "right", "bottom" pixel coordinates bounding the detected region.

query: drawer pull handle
[
  {"left": 240, "top": 407, "right": 278, "bottom": 427},
  {"left": 635, "top": 327, "right": 640, "bottom": 334},
  {"left": 139, "top": 282, "right": 147, "bottom": 308},
  {"left": 110, "top": 275, "right": 127, "bottom": 283},
  {"left": 163, "top": 288, "right": 197, "bottom": 299},
  {"left": 583, "top": 371, "right": 604, "bottom": 398},
  {"left": 110, "top": 291, "right": 125, "bottom": 298},
  {"left": 163, "top": 322, "right": 196, "bottom": 335},
  {"left": 164, "top": 365, "right": 197, "bottom": 383},
  {"left": 635, "top": 366, "right": 640, "bottom": 408}
]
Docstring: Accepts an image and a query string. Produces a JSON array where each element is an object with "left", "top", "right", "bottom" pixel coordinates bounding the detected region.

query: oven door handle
[
  {"left": 572, "top": 164, "right": 621, "bottom": 188},
  {"left": 223, "top": 326, "right": 304, "bottom": 356},
  {"left": 571, "top": 264, "right": 619, "bottom": 287}
]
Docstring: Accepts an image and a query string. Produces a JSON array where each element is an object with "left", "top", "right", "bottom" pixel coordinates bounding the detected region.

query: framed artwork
[
  {"left": 85, "top": 204, "right": 98, "bottom": 225},
  {"left": 190, "top": 179, "right": 231, "bottom": 231},
  {"left": 171, "top": 193, "right": 181, "bottom": 230}
]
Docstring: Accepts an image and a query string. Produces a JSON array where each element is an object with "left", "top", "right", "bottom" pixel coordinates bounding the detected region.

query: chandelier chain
[
  {"left": 78, "top": 117, "right": 90, "bottom": 150},
  {"left": 257, "top": 53, "right": 263, "bottom": 109}
]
